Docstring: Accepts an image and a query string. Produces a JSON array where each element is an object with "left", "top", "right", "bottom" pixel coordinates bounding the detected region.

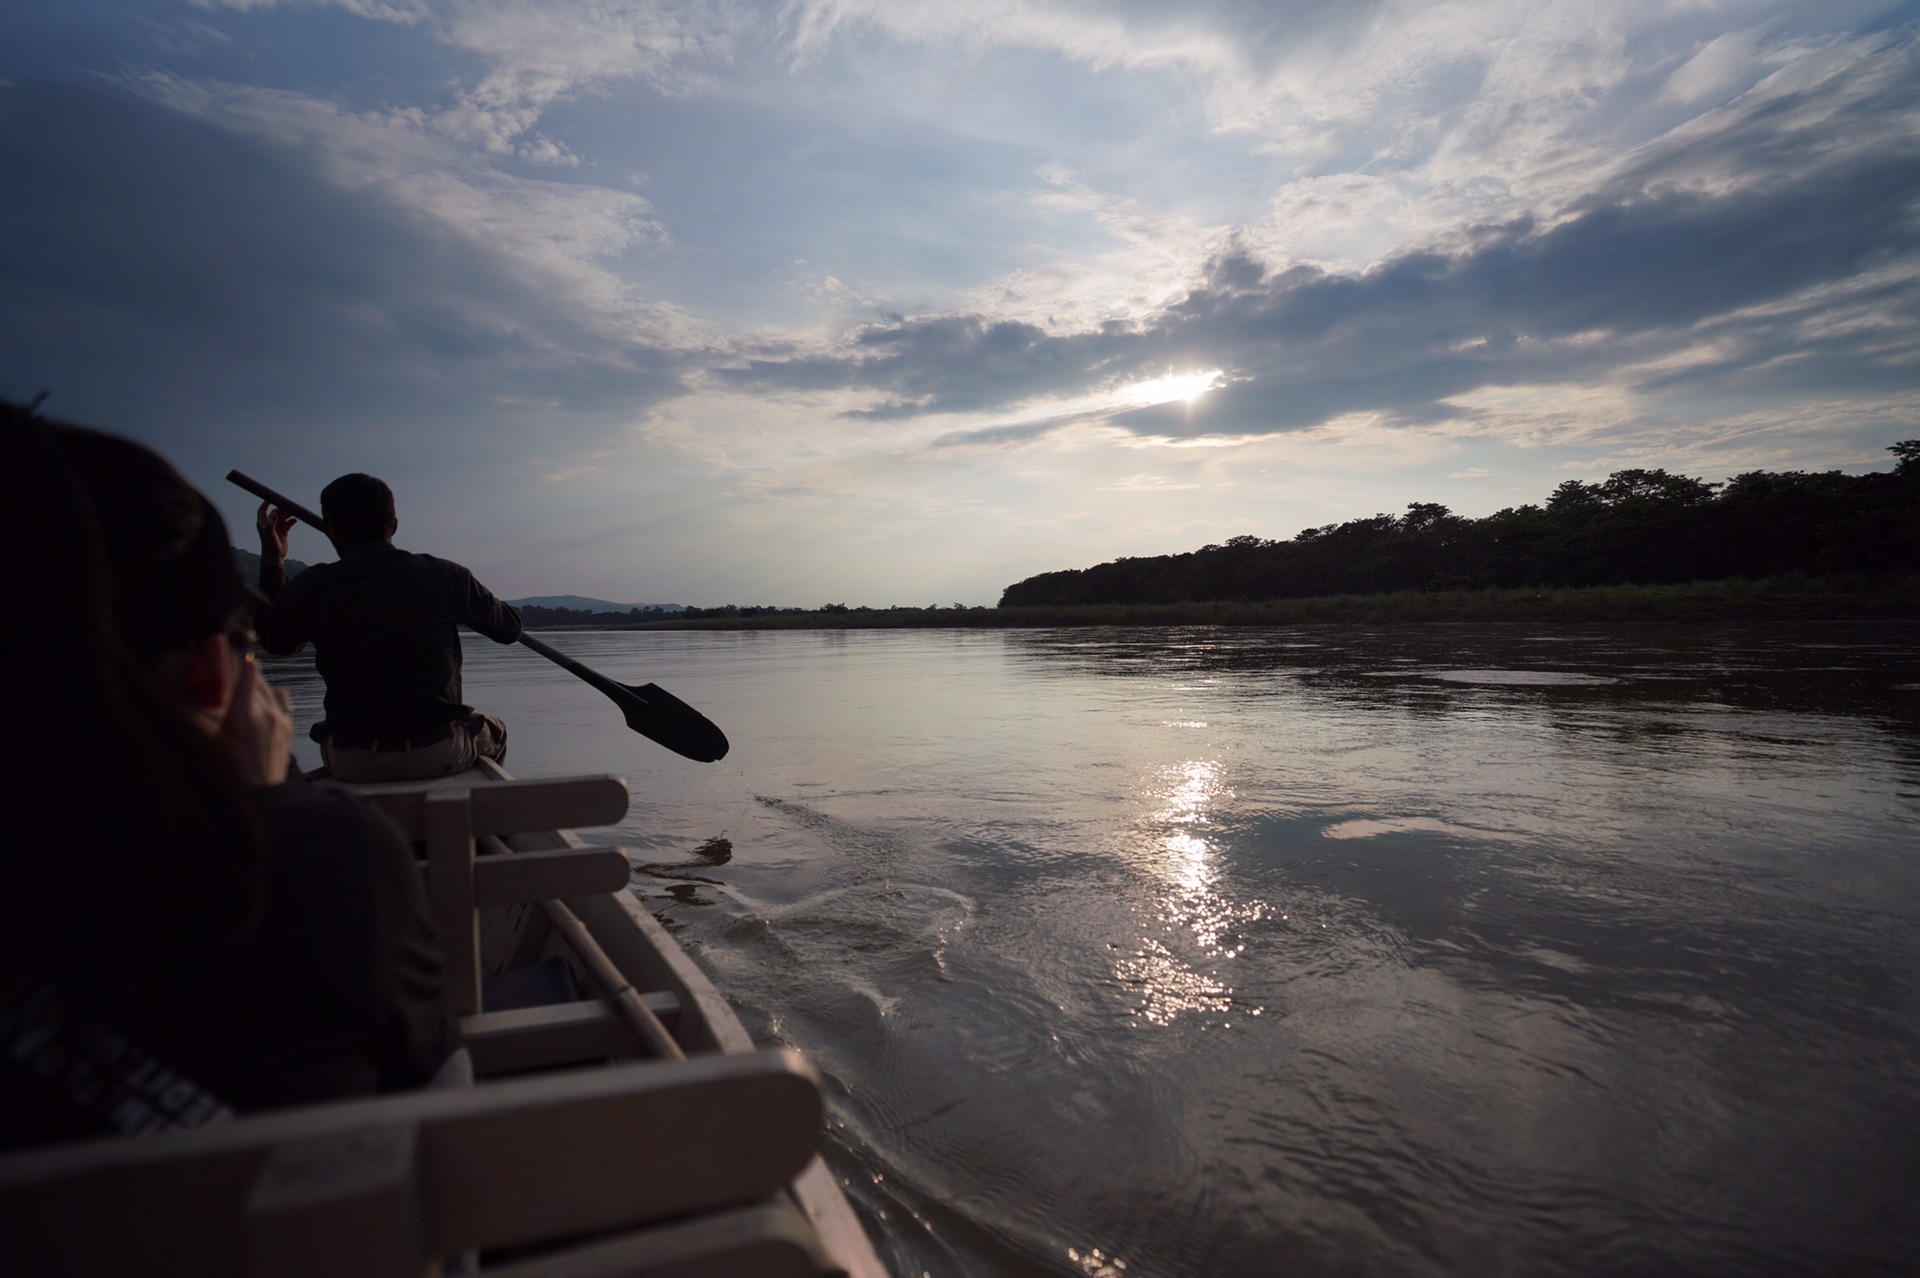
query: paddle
[{"left": 226, "top": 470, "right": 730, "bottom": 763}]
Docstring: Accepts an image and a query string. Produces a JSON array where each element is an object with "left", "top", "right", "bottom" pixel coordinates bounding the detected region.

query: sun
[{"left": 1126, "top": 369, "right": 1222, "bottom": 407}]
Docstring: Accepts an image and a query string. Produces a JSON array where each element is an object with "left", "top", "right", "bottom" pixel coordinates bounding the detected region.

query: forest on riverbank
[
  {"left": 525, "top": 575, "right": 1918, "bottom": 629},
  {"left": 1000, "top": 444, "right": 1920, "bottom": 608}
]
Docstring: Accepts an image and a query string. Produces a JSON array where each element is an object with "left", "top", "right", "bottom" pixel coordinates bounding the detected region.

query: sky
[{"left": 3, "top": 2, "right": 1917, "bottom": 607}]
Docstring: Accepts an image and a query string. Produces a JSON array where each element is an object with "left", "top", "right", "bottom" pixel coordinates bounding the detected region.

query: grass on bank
[{"left": 530, "top": 573, "right": 1920, "bottom": 631}]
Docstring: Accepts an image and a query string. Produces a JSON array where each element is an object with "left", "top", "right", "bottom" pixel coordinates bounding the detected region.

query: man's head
[{"left": 320, "top": 472, "right": 398, "bottom": 549}]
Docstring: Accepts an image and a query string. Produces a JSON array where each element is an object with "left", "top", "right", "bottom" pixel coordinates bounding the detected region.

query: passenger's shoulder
[{"left": 255, "top": 780, "right": 407, "bottom": 856}]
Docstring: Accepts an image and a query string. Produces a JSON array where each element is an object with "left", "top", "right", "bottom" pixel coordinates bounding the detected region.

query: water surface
[{"left": 269, "top": 623, "right": 1920, "bottom": 1277}]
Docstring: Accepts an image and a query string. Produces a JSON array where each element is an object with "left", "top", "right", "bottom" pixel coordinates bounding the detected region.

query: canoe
[{"left": 0, "top": 758, "right": 890, "bottom": 1278}]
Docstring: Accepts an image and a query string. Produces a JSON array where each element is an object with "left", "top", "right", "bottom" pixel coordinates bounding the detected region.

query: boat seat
[
  {"left": 467, "top": 959, "right": 688, "bottom": 1077},
  {"left": 0, "top": 1048, "right": 824, "bottom": 1278},
  {"left": 340, "top": 771, "right": 634, "bottom": 1019}
]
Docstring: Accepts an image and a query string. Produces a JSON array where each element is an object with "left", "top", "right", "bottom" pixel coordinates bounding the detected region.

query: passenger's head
[
  {"left": 2, "top": 401, "right": 262, "bottom": 992},
  {"left": 52, "top": 426, "right": 255, "bottom": 731},
  {"left": 320, "top": 472, "right": 397, "bottom": 549}
]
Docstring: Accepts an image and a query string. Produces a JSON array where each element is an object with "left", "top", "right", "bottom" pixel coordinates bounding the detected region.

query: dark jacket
[
  {"left": 259, "top": 544, "right": 521, "bottom": 738},
  {"left": 142, "top": 780, "right": 463, "bottom": 1110},
  {"left": 1, "top": 779, "right": 462, "bottom": 1148}
]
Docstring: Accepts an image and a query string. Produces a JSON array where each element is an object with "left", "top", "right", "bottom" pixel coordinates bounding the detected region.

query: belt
[{"left": 327, "top": 723, "right": 455, "bottom": 752}]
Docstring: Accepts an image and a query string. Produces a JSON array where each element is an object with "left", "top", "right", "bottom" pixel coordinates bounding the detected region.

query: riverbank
[{"left": 528, "top": 573, "right": 1920, "bottom": 630}]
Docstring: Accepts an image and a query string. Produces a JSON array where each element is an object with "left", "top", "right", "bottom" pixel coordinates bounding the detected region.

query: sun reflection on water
[
  {"left": 1162, "top": 831, "right": 1212, "bottom": 891},
  {"left": 1112, "top": 757, "right": 1271, "bottom": 1025}
]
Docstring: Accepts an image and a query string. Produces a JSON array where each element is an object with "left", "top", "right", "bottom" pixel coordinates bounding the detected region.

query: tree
[
  {"left": 1547, "top": 480, "right": 1602, "bottom": 511},
  {"left": 1597, "top": 468, "right": 1718, "bottom": 506}
]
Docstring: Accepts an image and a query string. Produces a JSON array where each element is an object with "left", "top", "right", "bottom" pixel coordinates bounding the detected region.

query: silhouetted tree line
[
  {"left": 519, "top": 603, "right": 828, "bottom": 625},
  {"left": 1000, "top": 443, "right": 1920, "bottom": 607},
  {"left": 679, "top": 604, "right": 792, "bottom": 620},
  {"left": 517, "top": 604, "right": 682, "bottom": 627}
]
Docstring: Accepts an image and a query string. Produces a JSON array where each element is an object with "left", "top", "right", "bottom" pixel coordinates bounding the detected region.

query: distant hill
[
  {"left": 509, "top": 595, "right": 685, "bottom": 613},
  {"left": 233, "top": 546, "right": 312, "bottom": 584}
]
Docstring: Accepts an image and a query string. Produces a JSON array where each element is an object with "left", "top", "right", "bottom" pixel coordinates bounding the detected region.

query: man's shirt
[{"left": 259, "top": 544, "right": 522, "bottom": 738}]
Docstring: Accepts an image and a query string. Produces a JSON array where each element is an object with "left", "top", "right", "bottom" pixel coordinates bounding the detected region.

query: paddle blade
[{"left": 616, "top": 681, "right": 730, "bottom": 762}]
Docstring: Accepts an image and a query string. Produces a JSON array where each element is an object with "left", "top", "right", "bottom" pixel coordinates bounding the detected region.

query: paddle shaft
[
  {"left": 227, "top": 470, "right": 329, "bottom": 537},
  {"left": 518, "top": 631, "right": 632, "bottom": 697}
]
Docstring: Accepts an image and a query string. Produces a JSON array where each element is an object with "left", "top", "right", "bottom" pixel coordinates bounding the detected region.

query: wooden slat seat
[
  {"left": 481, "top": 1198, "right": 836, "bottom": 1278},
  {"left": 0, "top": 1048, "right": 823, "bottom": 1278},
  {"left": 350, "top": 774, "right": 631, "bottom": 842},
  {"left": 469, "top": 845, "right": 630, "bottom": 907},
  {"left": 462, "top": 995, "right": 683, "bottom": 1076},
  {"left": 327, "top": 774, "right": 636, "bottom": 1021}
]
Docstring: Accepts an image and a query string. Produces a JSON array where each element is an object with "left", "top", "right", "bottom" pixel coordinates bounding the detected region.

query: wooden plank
[
  {"left": 421, "top": 842, "right": 626, "bottom": 896},
  {"left": 480, "top": 1198, "right": 834, "bottom": 1278},
  {"left": 244, "top": 1124, "right": 423, "bottom": 1278},
  {"left": 345, "top": 774, "right": 628, "bottom": 841},
  {"left": 469, "top": 776, "right": 628, "bottom": 837},
  {"left": 424, "top": 789, "right": 480, "bottom": 1017},
  {"left": 419, "top": 1049, "right": 821, "bottom": 1253},
  {"left": 789, "top": 1157, "right": 892, "bottom": 1278},
  {"left": 460, "top": 996, "right": 683, "bottom": 1076},
  {"left": 0, "top": 1050, "right": 823, "bottom": 1275},
  {"left": 472, "top": 846, "right": 631, "bottom": 906}
]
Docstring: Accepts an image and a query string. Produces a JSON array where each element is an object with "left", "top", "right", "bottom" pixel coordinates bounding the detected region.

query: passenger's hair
[
  {"left": 53, "top": 429, "right": 251, "bottom": 659},
  {"left": 1, "top": 402, "right": 263, "bottom": 1018},
  {"left": 320, "top": 472, "right": 396, "bottom": 544}
]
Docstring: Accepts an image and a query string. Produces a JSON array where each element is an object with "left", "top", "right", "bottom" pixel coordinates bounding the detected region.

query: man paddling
[{"left": 256, "top": 473, "right": 523, "bottom": 781}]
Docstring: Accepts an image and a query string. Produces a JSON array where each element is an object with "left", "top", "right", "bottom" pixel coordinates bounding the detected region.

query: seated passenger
[
  {"left": 0, "top": 405, "right": 464, "bottom": 1151},
  {"left": 256, "top": 473, "right": 522, "bottom": 781}
]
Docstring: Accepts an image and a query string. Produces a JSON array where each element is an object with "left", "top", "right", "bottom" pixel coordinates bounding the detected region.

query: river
[{"left": 266, "top": 622, "right": 1920, "bottom": 1277}]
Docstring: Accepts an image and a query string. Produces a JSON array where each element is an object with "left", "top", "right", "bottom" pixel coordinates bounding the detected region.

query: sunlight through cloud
[{"left": 1124, "top": 369, "right": 1222, "bottom": 408}]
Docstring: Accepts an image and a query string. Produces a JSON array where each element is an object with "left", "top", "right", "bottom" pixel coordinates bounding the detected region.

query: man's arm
[
  {"left": 252, "top": 503, "right": 310, "bottom": 655},
  {"left": 255, "top": 502, "right": 297, "bottom": 599},
  {"left": 457, "top": 565, "right": 523, "bottom": 644}
]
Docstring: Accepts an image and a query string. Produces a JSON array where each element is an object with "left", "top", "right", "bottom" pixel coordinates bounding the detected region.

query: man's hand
[
  {"left": 220, "top": 656, "right": 294, "bottom": 787},
  {"left": 257, "top": 501, "right": 296, "bottom": 564}
]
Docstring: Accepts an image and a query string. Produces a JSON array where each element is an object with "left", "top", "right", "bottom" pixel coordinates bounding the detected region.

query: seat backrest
[
  {"left": 344, "top": 773, "right": 631, "bottom": 1015},
  {"left": 0, "top": 1047, "right": 822, "bottom": 1278},
  {"left": 351, "top": 772, "right": 630, "bottom": 843}
]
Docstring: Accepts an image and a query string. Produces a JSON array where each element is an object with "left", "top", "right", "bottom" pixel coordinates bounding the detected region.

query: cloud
[
  {"left": 194, "top": 0, "right": 752, "bottom": 152},
  {"left": 1658, "top": 29, "right": 1764, "bottom": 107},
  {"left": 0, "top": 79, "right": 686, "bottom": 473},
  {"left": 1102, "top": 473, "right": 1202, "bottom": 491},
  {"left": 719, "top": 28, "right": 1920, "bottom": 442},
  {"left": 132, "top": 73, "right": 678, "bottom": 322}
]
